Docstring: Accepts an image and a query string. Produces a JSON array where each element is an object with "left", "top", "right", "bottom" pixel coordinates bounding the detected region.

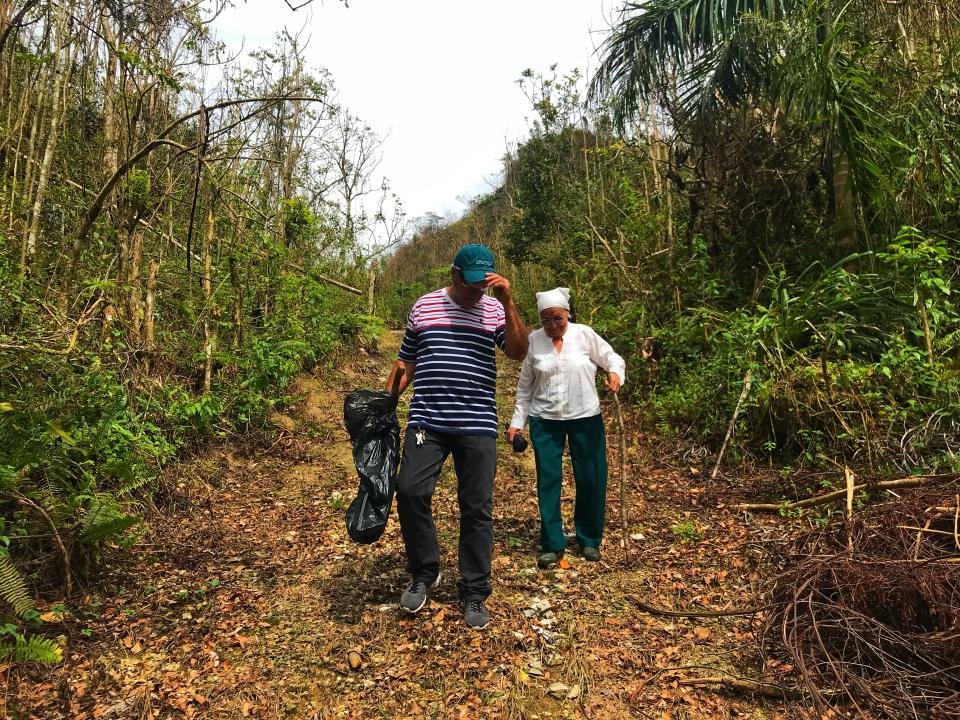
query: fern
[
  {"left": 116, "top": 465, "right": 153, "bottom": 496},
  {"left": 80, "top": 514, "right": 139, "bottom": 543},
  {"left": 0, "top": 552, "right": 33, "bottom": 617},
  {"left": 79, "top": 492, "right": 120, "bottom": 534},
  {"left": 0, "top": 636, "right": 63, "bottom": 664},
  {"left": 101, "top": 458, "right": 135, "bottom": 485}
]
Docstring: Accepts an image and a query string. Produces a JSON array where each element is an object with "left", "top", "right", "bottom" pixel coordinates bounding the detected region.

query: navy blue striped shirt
[{"left": 398, "top": 288, "right": 507, "bottom": 437}]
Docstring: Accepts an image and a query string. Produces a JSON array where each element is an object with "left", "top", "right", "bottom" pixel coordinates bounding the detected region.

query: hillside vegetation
[{"left": 383, "top": 4, "right": 960, "bottom": 476}]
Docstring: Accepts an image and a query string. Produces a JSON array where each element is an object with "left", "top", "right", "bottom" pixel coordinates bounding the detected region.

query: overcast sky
[{"left": 213, "top": 0, "right": 617, "bottom": 224}]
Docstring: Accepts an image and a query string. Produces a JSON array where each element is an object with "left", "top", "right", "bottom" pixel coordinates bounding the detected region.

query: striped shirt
[{"left": 398, "top": 288, "right": 507, "bottom": 437}]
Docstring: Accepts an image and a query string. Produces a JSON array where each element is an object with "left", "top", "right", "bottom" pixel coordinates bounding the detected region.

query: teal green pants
[{"left": 528, "top": 414, "right": 608, "bottom": 553}]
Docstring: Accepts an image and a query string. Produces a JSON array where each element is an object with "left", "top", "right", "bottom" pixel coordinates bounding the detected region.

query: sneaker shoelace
[
  {"left": 466, "top": 597, "right": 485, "bottom": 614},
  {"left": 407, "top": 580, "right": 427, "bottom": 595}
]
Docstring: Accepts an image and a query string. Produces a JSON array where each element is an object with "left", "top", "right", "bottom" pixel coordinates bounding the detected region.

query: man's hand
[
  {"left": 484, "top": 273, "right": 513, "bottom": 303},
  {"left": 387, "top": 360, "right": 415, "bottom": 396},
  {"left": 491, "top": 272, "right": 527, "bottom": 360},
  {"left": 605, "top": 372, "right": 621, "bottom": 393}
]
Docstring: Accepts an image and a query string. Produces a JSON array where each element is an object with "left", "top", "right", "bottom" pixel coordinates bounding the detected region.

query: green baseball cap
[{"left": 453, "top": 244, "right": 496, "bottom": 283}]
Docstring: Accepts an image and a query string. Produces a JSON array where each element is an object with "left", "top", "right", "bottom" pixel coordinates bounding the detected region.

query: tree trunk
[
  {"left": 24, "top": 9, "right": 71, "bottom": 267},
  {"left": 229, "top": 255, "right": 243, "bottom": 347},
  {"left": 127, "top": 229, "right": 143, "bottom": 348},
  {"left": 7, "top": 56, "right": 30, "bottom": 237},
  {"left": 143, "top": 259, "right": 159, "bottom": 372},
  {"left": 101, "top": 15, "right": 119, "bottom": 182},
  {"left": 203, "top": 207, "right": 215, "bottom": 394},
  {"left": 919, "top": 290, "right": 934, "bottom": 365},
  {"left": 648, "top": 101, "right": 662, "bottom": 198},
  {"left": 832, "top": 149, "right": 858, "bottom": 256},
  {"left": 367, "top": 263, "right": 376, "bottom": 316},
  {"left": 18, "top": 60, "right": 48, "bottom": 265},
  {"left": 101, "top": 303, "right": 116, "bottom": 347}
]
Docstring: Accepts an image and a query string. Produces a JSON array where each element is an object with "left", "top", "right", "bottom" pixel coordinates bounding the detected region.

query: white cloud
[{"left": 212, "top": 0, "right": 616, "bottom": 223}]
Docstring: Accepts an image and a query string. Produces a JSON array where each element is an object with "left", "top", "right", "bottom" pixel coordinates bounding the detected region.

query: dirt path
[{"left": 6, "top": 332, "right": 805, "bottom": 719}]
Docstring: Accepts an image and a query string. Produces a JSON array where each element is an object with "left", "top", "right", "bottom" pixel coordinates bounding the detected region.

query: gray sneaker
[
  {"left": 462, "top": 596, "right": 489, "bottom": 630},
  {"left": 399, "top": 572, "right": 441, "bottom": 614}
]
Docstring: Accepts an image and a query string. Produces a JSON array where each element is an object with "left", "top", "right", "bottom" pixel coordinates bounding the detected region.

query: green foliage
[
  {"left": 0, "top": 630, "right": 62, "bottom": 665},
  {"left": 342, "top": 314, "right": 386, "bottom": 349},
  {"left": 670, "top": 521, "right": 702, "bottom": 543},
  {"left": 0, "top": 17, "right": 383, "bottom": 670},
  {"left": 122, "top": 169, "right": 151, "bottom": 211},
  {"left": 167, "top": 389, "right": 223, "bottom": 436},
  {"left": 78, "top": 494, "right": 139, "bottom": 543},
  {"left": 380, "top": 281, "right": 427, "bottom": 326},
  {"left": 0, "top": 551, "right": 33, "bottom": 618},
  {"left": 281, "top": 197, "right": 319, "bottom": 249},
  {"left": 645, "top": 245, "right": 960, "bottom": 465}
]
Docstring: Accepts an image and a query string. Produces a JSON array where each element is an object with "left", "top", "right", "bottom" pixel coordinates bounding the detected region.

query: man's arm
[
  {"left": 386, "top": 360, "right": 415, "bottom": 396},
  {"left": 485, "top": 273, "right": 528, "bottom": 361},
  {"left": 501, "top": 295, "right": 527, "bottom": 361}
]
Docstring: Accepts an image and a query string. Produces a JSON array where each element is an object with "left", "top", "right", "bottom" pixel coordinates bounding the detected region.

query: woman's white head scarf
[{"left": 536, "top": 287, "right": 571, "bottom": 313}]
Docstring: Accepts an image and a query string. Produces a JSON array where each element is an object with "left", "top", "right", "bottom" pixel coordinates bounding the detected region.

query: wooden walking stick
[{"left": 611, "top": 391, "right": 629, "bottom": 559}]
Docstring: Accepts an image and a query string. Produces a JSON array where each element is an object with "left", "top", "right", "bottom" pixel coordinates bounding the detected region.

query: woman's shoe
[
  {"left": 582, "top": 546, "right": 600, "bottom": 562},
  {"left": 537, "top": 550, "right": 564, "bottom": 569}
]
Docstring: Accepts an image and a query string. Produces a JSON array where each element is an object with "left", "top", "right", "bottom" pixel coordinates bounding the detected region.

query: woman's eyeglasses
[{"left": 541, "top": 315, "right": 566, "bottom": 326}]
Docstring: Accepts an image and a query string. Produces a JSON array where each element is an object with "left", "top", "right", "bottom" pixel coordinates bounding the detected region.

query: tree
[{"left": 589, "top": 0, "right": 943, "bottom": 253}]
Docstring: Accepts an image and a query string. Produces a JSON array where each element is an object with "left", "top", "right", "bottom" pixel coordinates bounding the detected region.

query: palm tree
[{"left": 590, "top": 0, "right": 896, "bottom": 254}]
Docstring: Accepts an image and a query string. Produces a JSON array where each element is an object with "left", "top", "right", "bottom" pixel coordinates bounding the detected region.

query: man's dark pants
[{"left": 395, "top": 425, "right": 496, "bottom": 600}]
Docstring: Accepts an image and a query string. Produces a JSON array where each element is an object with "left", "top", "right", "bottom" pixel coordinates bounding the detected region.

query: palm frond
[{"left": 590, "top": 0, "right": 793, "bottom": 127}]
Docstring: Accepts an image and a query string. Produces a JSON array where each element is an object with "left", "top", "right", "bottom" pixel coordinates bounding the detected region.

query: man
[{"left": 386, "top": 244, "right": 527, "bottom": 629}]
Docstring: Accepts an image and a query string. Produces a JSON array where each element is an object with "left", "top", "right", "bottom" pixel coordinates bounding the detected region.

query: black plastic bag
[{"left": 343, "top": 389, "right": 400, "bottom": 544}]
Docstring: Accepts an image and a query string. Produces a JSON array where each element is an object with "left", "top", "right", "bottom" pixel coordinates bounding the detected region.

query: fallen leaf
[
  {"left": 39, "top": 609, "right": 66, "bottom": 623},
  {"left": 348, "top": 650, "right": 363, "bottom": 670},
  {"left": 693, "top": 627, "right": 711, "bottom": 640},
  {"left": 558, "top": 558, "right": 571, "bottom": 569},
  {"left": 547, "top": 682, "right": 570, "bottom": 699}
]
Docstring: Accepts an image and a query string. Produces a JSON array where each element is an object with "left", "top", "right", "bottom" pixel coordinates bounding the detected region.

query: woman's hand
[
  {"left": 605, "top": 372, "right": 621, "bottom": 393},
  {"left": 506, "top": 427, "right": 519, "bottom": 443}
]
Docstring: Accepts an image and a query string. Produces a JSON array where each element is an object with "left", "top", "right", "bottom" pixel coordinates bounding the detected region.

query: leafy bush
[
  {"left": 0, "top": 266, "right": 375, "bottom": 656},
  {"left": 647, "top": 241, "right": 960, "bottom": 469}
]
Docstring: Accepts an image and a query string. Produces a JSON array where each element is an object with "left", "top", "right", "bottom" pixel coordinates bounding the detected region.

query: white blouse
[{"left": 509, "top": 322, "right": 626, "bottom": 429}]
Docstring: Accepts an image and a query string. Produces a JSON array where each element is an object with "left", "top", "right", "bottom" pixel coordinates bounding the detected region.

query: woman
[{"left": 507, "top": 288, "right": 626, "bottom": 568}]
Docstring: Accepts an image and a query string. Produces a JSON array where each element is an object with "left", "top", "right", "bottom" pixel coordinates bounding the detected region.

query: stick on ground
[
  {"left": 737, "top": 473, "right": 960, "bottom": 512},
  {"left": 711, "top": 369, "right": 753, "bottom": 479},
  {"left": 612, "top": 391, "right": 629, "bottom": 558}
]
